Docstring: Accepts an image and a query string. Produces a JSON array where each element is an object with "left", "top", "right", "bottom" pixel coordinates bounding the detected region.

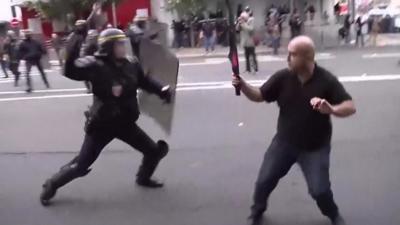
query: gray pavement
[{"left": 0, "top": 47, "right": 400, "bottom": 225}]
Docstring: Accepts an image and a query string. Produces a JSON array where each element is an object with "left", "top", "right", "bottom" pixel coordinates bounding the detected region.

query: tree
[{"left": 166, "top": 0, "right": 206, "bottom": 18}]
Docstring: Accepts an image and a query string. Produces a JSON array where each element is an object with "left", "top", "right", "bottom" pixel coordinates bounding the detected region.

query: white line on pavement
[
  {"left": 362, "top": 53, "right": 400, "bottom": 58},
  {"left": 180, "top": 53, "right": 335, "bottom": 66},
  {"left": 0, "top": 88, "right": 87, "bottom": 95},
  {"left": 0, "top": 74, "right": 399, "bottom": 102},
  {"left": 0, "top": 93, "right": 91, "bottom": 102}
]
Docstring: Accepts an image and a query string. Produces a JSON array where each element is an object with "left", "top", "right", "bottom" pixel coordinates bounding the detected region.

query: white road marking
[
  {"left": 0, "top": 73, "right": 43, "bottom": 83},
  {"left": 0, "top": 88, "right": 86, "bottom": 95},
  {"left": 0, "top": 93, "right": 91, "bottom": 102},
  {"left": 180, "top": 53, "right": 335, "bottom": 66},
  {"left": 0, "top": 69, "right": 61, "bottom": 84},
  {"left": 363, "top": 53, "right": 400, "bottom": 58},
  {"left": 339, "top": 74, "right": 400, "bottom": 82},
  {"left": 0, "top": 74, "right": 399, "bottom": 102}
]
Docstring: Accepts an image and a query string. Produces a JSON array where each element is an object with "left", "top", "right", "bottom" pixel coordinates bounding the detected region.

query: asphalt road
[{"left": 0, "top": 47, "right": 399, "bottom": 225}]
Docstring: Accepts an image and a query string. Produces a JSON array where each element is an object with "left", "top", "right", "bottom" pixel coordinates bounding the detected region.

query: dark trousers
[
  {"left": 251, "top": 137, "right": 339, "bottom": 221},
  {"left": 47, "top": 123, "right": 167, "bottom": 190},
  {"left": 355, "top": 33, "right": 364, "bottom": 47},
  {"left": 244, "top": 46, "right": 258, "bottom": 72},
  {"left": 272, "top": 37, "right": 280, "bottom": 55},
  {"left": 26, "top": 60, "right": 50, "bottom": 90},
  {"left": 9, "top": 61, "right": 21, "bottom": 86},
  {"left": 174, "top": 32, "right": 183, "bottom": 48},
  {"left": 1, "top": 59, "right": 8, "bottom": 78},
  {"left": 291, "top": 29, "right": 301, "bottom": 39}
]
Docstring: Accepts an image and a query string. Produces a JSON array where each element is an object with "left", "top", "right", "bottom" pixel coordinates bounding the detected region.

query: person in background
[
  {"left": 51, "top": 33, "right": 64, "bottom": 67},
  {"left": 0, "top": 36, "right": 9, "bottom": 78},
  {"left": 271, "top": 17, "right": 281, "bottom": 55},
  {"left": 308, "top": 4, "right": 316, "bottom": 25},
  {"left": 354, "top": 16, "right": 365, "bottom": 47},
  {"left": 237, "top": 10, "right": 258, "bottom": 74},
  {"left": 371, "top": 17, "right": 381, "bottom": 47},
  {"left": 3, "top": 30, "right": 21, "bottom": 86},
  {"left": 289, "top": 9, "right": 303, "bottom": 39},
  {"left": 126, "top": 14, "right": 148, "bottom": 57},
  {"left": 172, "top": 20, "right": 183, "bottom": 49},
  {"left": 343, "top": 14, "right": 352, "bottom": 44},
  {"left": 18, "top": 29, "right": 50, "bottom": 93},
  {"left": 202, "top": 19, "right": 216, "bottom": 54},
  {"left": 334, "top": 2, "right": 341, "bottom": 24},
  {"left": 323, "top": 11, "right": 330, "bottom": 25}
]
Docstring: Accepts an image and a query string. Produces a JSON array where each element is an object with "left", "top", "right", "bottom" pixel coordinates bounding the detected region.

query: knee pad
[
  {"left": 157, "top": 140, "right": 169, "bottom": 159},
  {"left": 311, "top": 189, "right": 332, "bottom": 201}
]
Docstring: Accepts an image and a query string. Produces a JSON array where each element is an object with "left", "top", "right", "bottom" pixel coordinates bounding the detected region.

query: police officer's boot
[
  {"left": 136, "top": 140, "right": 169, "bottom": 188},
  {"left": 331, "top": 214, "right": 346, "bottom": 225},
  {"left": 246, "top": 215, "right": 263, "bottom": 225},
  {"left": 40, "top": 164, "right": 91, "bottom": 206}
]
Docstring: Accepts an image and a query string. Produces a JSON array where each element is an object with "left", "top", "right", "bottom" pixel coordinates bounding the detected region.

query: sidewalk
[{"left": 173, "top": 32, "right": 400, "bottom": 59}]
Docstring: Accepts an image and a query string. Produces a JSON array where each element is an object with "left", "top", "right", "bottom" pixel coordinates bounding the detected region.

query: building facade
[{"left": 10, "top": 0, "right": 152, "bottom": 39}]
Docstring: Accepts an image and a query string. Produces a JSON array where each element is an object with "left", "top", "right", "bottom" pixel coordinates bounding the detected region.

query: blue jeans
[
  {"left": 272, "top": 37, "right": 280, "bottom": 55},
  {"left": 204, "top": 36, "right": 215, "bottom": 52},
  {"left": 251, "top": 136, "right": 339, "bottom": 221}
]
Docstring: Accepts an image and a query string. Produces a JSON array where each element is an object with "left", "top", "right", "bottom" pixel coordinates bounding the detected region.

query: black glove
[{"left": 160, "top": 86, "right": 172, "bottom": 104}]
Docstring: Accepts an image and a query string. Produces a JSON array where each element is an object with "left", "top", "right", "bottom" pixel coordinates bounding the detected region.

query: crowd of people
[
  {"left": 2, "top": 2, "right": 397, "bottom": 88},
  {"left": 171, "top": 10, "right": 229, "bottom": 51},
  {"left": 169, "top": 3, "right": 310, "bottom": 58},
  {"left": 0, "top": 5, "right": 158, "bottom": 93},
  {"left": 338, "top": 13, "right": 390, "bottom": 47},
  {"left": 0, "top": 29, "right": 50, "bottom": 92}
]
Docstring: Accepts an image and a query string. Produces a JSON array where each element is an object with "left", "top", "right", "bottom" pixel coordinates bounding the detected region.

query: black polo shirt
[{"left": 260, "top": 64, "right": 352, "bottom": 151}]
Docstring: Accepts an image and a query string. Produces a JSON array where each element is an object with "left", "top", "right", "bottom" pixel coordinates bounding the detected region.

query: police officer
[
  {"left": 40, "top": 28, "right": 172, "bottom": 206},
  {"left": 126, "top": 14, "right": 148, "bottom": 58},
  {"left": 66, "top": 20, "right": 89, "bottom": 55},
  {"left": 81, "top": 29, "right": 99, "bottom": 57},
  {"left": 81, "top": 29, "right": 99, "bottom": 93},
  {"left": 3, "top": 30, "right": 21, "bottom": 86},
  {"left": 66, "top": 19, "right": 94, "bottom": 93}
]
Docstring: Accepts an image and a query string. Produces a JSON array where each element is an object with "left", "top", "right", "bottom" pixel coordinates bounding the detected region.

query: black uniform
[
  {"left": 18, "top": 37, "right": 50, "bottom": 92},
  {"left": 3, "top": 38, "right": 21, "bottom": 86},
  {"left": 40, "top": 28, "right": 171, "bottom": 206},
  {"left": 81, "top": 32, "right": 98, "bottom": 93},
  {"left": 126, "top": 24, "right": 145, "bottom": 58}
]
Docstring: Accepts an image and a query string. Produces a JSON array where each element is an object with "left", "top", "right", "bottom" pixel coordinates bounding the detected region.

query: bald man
[{"left": 233, "top": 36, "right": 355, "bottom": 225}]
